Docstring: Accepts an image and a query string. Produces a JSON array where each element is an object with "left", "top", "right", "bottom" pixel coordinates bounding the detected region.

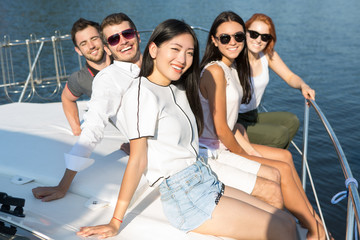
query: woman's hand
[
  {"left": 300, "top": 83, "right": 315, "bottom": 101},
  {"left": 247, "top": 149, "right": 263, "bottom": 158},
  {"left": 77, "top": 221, "right": 120, "bottom": 239},
  {"left": 76, "top": 137, "right": 148, "bottom": 239},
  {"left": 233, "top": 124, "right": 263, "bottom": 157}
]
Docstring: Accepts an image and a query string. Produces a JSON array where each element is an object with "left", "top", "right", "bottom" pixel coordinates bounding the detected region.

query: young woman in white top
[
  {"left": 237, "top": 13, "right": 315, "bottom": 149},
  {"left": 76, "top": 19, "right": 296, "bottom": 240},
  {"left": 199, "top": 11, "right": 326, "bottom": 240}
]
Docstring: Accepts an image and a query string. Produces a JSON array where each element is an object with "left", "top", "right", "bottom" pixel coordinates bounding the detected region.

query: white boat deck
[{"left": 0, "top": 101, "right": 238, "bottom": 240}]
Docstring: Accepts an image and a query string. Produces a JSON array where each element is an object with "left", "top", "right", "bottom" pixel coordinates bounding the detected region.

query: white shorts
[{"left": 199, "top": 147, "right": 261, "bottom": 194}]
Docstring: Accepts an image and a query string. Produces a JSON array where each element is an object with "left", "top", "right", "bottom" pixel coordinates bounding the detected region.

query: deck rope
[
  {"left": 331, "top": 177, "right": 359, "bottom": 239},
  {"left": 331, "top": 178, "right": 358, "bottom": 204}
]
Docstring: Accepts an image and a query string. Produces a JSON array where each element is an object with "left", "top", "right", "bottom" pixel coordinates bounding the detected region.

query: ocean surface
[{"left": 1, "top": 0, "right": 360, "bottom": 238}]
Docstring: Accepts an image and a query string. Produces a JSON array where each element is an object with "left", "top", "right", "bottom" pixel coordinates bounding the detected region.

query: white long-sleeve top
[{"left": 65, "top": 60, "right": 140, "bottom": 172}]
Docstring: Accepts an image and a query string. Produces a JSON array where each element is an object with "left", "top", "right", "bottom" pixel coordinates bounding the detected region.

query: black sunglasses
[
  {"left": 107, "top": 28, "right": 136, "bottom": 46},
  {"left": 247, "top": 30, "right": 272, "bottom": 42},
  {"left": 215, "top": 32, "right": 245, "bottom": 45}
]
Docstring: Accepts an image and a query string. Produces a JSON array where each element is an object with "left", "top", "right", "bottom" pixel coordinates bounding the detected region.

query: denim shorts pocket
[
  {"left": 160, "top": 187, "right": 185, "bottom": 229},
  {"left": 159, "top": 184, "right": 181, "bottom": 201},
  {"left": 183, "top": 172, "right": 202, "bottom": 193},
  {"left": 187, "top": 168, "right": 214, "bottom": 204}
]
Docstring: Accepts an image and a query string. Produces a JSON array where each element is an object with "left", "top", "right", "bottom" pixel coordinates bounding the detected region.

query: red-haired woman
[{"left": 237, "top": 13, "right": 315, "bottom": 149}]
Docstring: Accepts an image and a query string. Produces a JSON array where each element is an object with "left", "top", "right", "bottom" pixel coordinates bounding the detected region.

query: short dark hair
[
  {"left": 140, "top": 19, "right": 204, "bottom": 135},
  {"left": 71, "top": 18, "right": 100, "bottom": 46},
  {"left": 100, "top": 13, "right": 137, "bottom": 45}
]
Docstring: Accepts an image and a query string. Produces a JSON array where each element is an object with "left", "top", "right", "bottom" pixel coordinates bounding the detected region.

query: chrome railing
[
  {"left": 301, "top": 99, "right": 360, "bottom": 239},
  {"left": 0, "top": 32, "right": 70, "bottom": 103}
]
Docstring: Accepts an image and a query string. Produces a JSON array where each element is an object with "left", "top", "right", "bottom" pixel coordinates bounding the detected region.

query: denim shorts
[{"left": 159, "top": 159, "right": 224, "bottom": 232}]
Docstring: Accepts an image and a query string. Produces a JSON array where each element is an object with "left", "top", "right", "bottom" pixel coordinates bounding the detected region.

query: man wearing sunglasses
[
  {"left": 62, "top": 18, "right": 112, "bottom": 136},
  {"left": 32, "top": 13, "right": 142, "bottom": 202}
]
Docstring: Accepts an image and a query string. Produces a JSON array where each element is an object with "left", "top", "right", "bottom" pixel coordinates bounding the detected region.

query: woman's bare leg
[
  {"left": 192, "top": 186, "right": 297, "bottom": 240},
  {"left": 209, "top": 158, "right": 284, "bottom": 209},
  {"left": 235, "top": 125, "right": 322, "bottom": 225},
  {"left": 252, "top": 144, "right": 322, "bottom": 223},
  {"left": 256, "top": 164, "right": 280, "bottom": 183},
  {"left": 224, "top": 185, "right": 284, "bottom": 215},
  {"left": 242, "top": 152, "right": 325, "bottom": 239},
  {"left": 251, "top": 176, "right": 284, "bottom": 209},
  {"left": 233, "top": 123, "right": 326, "bottom": 238}
]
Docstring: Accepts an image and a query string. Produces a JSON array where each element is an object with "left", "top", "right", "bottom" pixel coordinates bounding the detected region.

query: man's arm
[
  {"left": 61, "top": 84, "right": 82, "bottom": 136},
  {"left": 32, "top": 168, "right": 77, "bottom": 202},
  {"left": 33, "top": 69, "right": 122, "bottom": 202}
]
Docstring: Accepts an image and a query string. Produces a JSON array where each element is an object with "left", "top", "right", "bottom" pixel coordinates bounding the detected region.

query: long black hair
[
  {"left": 200, "top": 11, "right": 252, "bottom": 104},
  {"left": 139, "top": 19, "right": 204, "bottom": 135}
]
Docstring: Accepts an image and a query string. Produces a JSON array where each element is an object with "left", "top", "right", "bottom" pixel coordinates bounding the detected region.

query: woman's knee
[
  {"left": 248, "top": 124, "right": 290, "bottom": 149},
  {"left": 272, "top": 126, "right": 290, "bottom": 149},
  {"left": 259, "top": 165, "right": 281, "bottom": 184},
  {"left": 276, "top": 161, "right": 293, "bottom": 179},
  {"left": 287, "top": 112, "right": 300, "bottom": 132},
  {"left": 277, "top": 149, "right": 294, "bottom": 166}
]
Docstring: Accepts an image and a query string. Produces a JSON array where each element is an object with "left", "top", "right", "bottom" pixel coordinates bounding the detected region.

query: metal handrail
[
  {"left": 0, "top": 26, "right": 207, "bottom": 48},
  {"left": 18, "top": 41, "right": 44, "bottom": 102},
  {"left": 302, "top": 102, "right": 330, "bottom": 239},
  {"left": 0, "top": 29, "right": 153, "bottom": 48},
  {"left": 1, "top": 32, "right": 77, "bottom": 102},
  {"left": 0, "top": 35, "right": 71, "bottom": 47},
  {"left": 302, "top": 99, "right": 360, "bottom": 239}
]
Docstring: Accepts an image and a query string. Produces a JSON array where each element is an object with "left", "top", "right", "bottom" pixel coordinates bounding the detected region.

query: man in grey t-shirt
[{"left": 62, "top": 18, "right": 111, "bottom": 136}]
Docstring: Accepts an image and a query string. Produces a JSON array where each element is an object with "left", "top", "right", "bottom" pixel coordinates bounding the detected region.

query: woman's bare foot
[{"left": 306, "top": 220, "right": 334, "bottom": 240}]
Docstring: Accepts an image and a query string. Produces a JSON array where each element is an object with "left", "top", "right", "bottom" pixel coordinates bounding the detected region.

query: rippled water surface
[{"left": 1, "top": 0, "right": 360, "bottom": 238}]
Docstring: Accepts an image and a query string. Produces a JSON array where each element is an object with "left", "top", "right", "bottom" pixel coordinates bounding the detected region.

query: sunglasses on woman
[
  {"left": 215, "top": 32, "right": 245, "bottom": 45},
  {"left": 247, "top": 30, "right": 272, "bottom": 42},
  {"left": 107, "top": 28, "right": 137, "bottom": 46}
]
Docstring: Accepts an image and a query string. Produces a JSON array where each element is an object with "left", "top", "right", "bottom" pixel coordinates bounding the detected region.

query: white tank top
[
  {"left": 239, "top": 51, "right": 269, "bottom": 113},
  {"left": 199, "top": 60, "right": 243, "bottom": 149}
]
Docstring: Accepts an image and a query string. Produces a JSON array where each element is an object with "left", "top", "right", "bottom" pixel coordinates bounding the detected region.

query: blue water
[{"left": 1, "top": 0, "right": 360, "bottom": 238}]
